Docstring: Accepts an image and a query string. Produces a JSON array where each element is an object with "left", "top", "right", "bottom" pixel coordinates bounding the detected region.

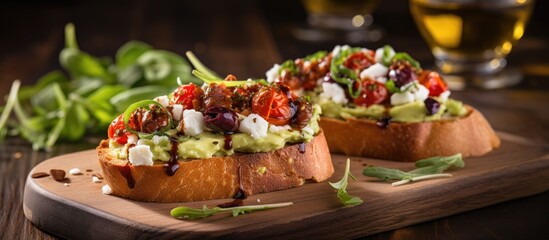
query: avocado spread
[
  {"left": 319, "top": 98, "right": 468, "bottom": 123},
  {"left": 110, "top": 105, "right": 322, "bottom": 160}
]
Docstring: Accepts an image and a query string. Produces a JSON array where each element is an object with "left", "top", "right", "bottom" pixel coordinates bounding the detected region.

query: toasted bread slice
[
  {"left": 97, "top": 131, "right": 333, "bottom": 202},
  {"left": 319, "top": 106, "right": 500, "bottom": 162}
]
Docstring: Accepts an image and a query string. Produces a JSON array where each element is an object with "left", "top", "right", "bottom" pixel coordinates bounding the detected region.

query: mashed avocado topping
[
  {"left": 319, "top": 97, "right": 467, "bottom": 122},
  {"left": 109, "top": 104, "right": 321, "bottom": 160}
]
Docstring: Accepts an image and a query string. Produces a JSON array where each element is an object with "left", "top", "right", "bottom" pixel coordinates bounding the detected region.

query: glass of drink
[
  {"left": 294, "top": 0, "right": 383, "bottom": 43},
  {"left": 410, "top": 0, "right": 534, "bottom": 89}
]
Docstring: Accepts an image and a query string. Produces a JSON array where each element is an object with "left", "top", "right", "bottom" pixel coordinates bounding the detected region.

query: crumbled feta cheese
[
  {"left": 414, "top": 84, "right": 430, "bottom": 102},
  {"left": 331, "top": 45, "right": 341, "bottom": 57},
  {"left": 92, "top": 176, "right": 102, "bottom": 183},
  {"left": 375, "top": 46, "right": 395, "bottom": 63},
  {"left": 183, "top": 109, "right": 205, "bottom": 136},
  {"left": 128, "top": 145, "right": 154, "bottom": 166},
  {"left": 301, "top": 126, "right": 314, "bottom": 136},
  {"left": 266, "top": 64, "right": 280, "bottom": 82},
  {"left": 152, "top": 135, "right": 169, "bottom": 145},
  {"left": 172, "top": 104, "right": 183, "bottom": 121},
  {"left": 320, "top": 82, "right": 349, "bottom": 104},
  {"left": 438, "top": 90, "right": 451, "bottom": 102},
  {"left": 360, "top": 63, "right": 388, "bottom": 81},
  {"left": 400, "top": 81, "right": 416, "bottom": 92},
  {"left": 239, "top": 114, "right": 269, "bottom": 139},
  {"left": 68, "top": 168, "right": 82, "bottom": 175},
  {"left": 154, "top": 95, "right": 170, "bottom": 107},
  {"left": 391, "top": 91, "right": 414, "bottom": 105},
  {"left": 127, "top": 134, "right": 138, "bottom": 145},
  {"left": 269, "top": 124, "right": 291, "bottom": 133},
  {"left": 376, "top": 77, "right": 388, "bottom": 84},
  {"left": 293, "top": 87, "right": 305, "bottom": 97},
  {"left": 102, "top": 184, "right": 113, "bottom": 195}
]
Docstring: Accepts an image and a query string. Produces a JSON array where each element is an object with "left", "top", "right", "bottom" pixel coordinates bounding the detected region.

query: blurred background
[{"left": 1, "top": 0, "right": 548, "bottom": 96}]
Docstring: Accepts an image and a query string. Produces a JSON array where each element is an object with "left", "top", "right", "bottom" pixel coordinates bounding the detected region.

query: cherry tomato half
[
  {"left": 251, "top": 85, "right": 293, "bottom": 126},
  {"left": 418, "top": 70, "right": 448, "bottom": 97},
  {"left": 353, "top": 79, "right": 389, "bottom": 107},
  {"left": 344, "top": 51, "right": 375, "bottom": 72},
  {"left": 171, "top": 83, "right": 200, "bottom": 109},
  {"left": 108, "top": 114, "right": 130, "bottom": 144}
]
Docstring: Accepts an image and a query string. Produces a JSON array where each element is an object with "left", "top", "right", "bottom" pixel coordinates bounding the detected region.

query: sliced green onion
[
  {"left": 185, "top": 51, "right": 222, "bottom": 81},
  {"left": 392, "top": 52, "right": 421, "bottom": 69},
  {"left": 192, "top": 70, "right": 254, "bottom": 87},
  {"left": 123, "top": 100, "right": 173, "bottom": 139}
]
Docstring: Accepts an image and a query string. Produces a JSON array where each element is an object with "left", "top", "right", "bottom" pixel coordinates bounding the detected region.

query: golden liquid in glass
[
  {"left": 302, "top": 0, "right": 379, "bottom": 16},
  {"left": 410, "top": 0, "right": 533, "bottom": 73}
]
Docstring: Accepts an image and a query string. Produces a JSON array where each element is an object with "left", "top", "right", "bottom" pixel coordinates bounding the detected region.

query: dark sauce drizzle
[
  {"left": 117, "top": 163, "right": 135, "bottom": 189},
  {"left": 224, "top": 134, "right": 233, "bottom": 150},
  {"left": 234, "top": 166, "right": 247, "bottom": 200},
  {"left": 376, "top": 116, "right": 392, "bottom": 129},
  {"left": 163, "top": 140, "right": 180, "bottom": 176},
  {"left": 298, "top": 143, "right": 306, "bottom": 153}
]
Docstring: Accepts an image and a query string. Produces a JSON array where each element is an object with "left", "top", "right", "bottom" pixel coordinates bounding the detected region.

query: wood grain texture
[{"left": 23, "top": 132, "right": 549, "bottom": 239}]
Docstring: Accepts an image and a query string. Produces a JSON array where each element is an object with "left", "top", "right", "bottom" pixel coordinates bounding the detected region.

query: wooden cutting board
[{"left": 23, "top": 131, "right": 549, "bottom": 239}]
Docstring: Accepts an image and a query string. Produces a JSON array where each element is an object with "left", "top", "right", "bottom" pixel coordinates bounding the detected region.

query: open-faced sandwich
[
  {"left": 97, "top": 75, "right": 333, "bottom": 202},
  {"left": 266, "top": 45, "right": 500, "bottom": 162}
]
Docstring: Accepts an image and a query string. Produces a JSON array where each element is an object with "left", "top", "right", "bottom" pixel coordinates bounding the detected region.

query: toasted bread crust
[
  {"left": 97, "top": 131, "right": 333, "bottom": 202},
  {"left": 319, "top": 106, "right": 500, "bottom": 162}
]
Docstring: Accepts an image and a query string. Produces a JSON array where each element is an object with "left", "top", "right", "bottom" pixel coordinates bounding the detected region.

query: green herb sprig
[
  {"left": 0, "top": 23, "right": 197, "bottom": 150},
  {"left": 170, "top": 202, "right": 293, "bottom": 220},
  {"left": 363, "top": 153, "right": 464, "bottom": 186},
  {"left": 329, "top": 158, "right": 363, "bottom": 206}
]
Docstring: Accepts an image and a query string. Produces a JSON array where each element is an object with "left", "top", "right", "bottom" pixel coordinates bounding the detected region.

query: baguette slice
[
  {"left": 319, "top": 106, "right": 500, "bottom": 162},
  {"left": 97, "top": 131, "right": 333, "bottom": 203}
]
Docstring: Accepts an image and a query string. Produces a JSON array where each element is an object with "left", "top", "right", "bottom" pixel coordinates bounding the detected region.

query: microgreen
[
  {"left": 363, "top": 153, "right": 464, "bottom": 186},
  {"left": 170, "top": 202, "right": 293, "bottom": 220},
  {"left": 329, "top": 159, "right": 363, "bottom": 206}
]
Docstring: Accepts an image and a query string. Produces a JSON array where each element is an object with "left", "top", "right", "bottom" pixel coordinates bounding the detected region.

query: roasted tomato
[
  {"left": 353, "top": 79, "right": 389, "bottom": 107},
  {"left": 344, "top": 51, "right": 375, "bottom": 72},
  {"left": 418, "top": 70, "right": 448, "bottom": 97},
  {"left": 107, "top": 114, "right": 130, "bottom": 144},
  {"left": 251, "top": 85, "right": 293, "bottom": 125},
  {"left": 171, "top": 83, "right": 204, "bottom": 110}
]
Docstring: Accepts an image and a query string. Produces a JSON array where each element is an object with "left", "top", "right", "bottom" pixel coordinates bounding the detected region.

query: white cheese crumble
[
  {"left": 128, "top": 145, "right": 154, "bottom": 166},
  {"left": 172, "top": 104, "right": 183, "bottom": 121},
  {"left": 269, "top": 124, "right": 291, "bottom": 133},
  {"left": 391, "top": 91, "right": 414, "bottom": 105},
  {"left": 127, "top": 134, "right": 138, "bottom": 145},
  {"left": 266, "top": 64, "right": 280, "bottom": 82},
  {"left": 153, "top": 95, "right": 170, "bottom": 107},
  {"left": 301, "top": 126, "right": 314, "bottom": 136},
  {"left": 183, "top": 109, "right": 205, "bottom": 136},
  {"left": 92, "top": 176, "right": 102, "bottom": 183},
  {"left": 239, "top": 114, "right": 269, "bottom": 139},
  {"left": 360, "top": 63, "right": 388, "bottom": 82},
  {"left": 438, "top": 90, "right": 451, "bottom": 102},
  {"left": 102, "top": 184, "right": 113, "bottom": 195},
  {"left": 375, "top": 46, "right": 395, "bottom": 63},
  {"left": 320, "top": 82, "right": 349, "bottom": 104},
  {"left": 68, "top": 168, "right": 82, "bottom": 175},
  {"left": 414, "top": 84, "right": 430, "bottom": 102}
]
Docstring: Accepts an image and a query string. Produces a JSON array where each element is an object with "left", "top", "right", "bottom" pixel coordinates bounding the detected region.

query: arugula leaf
[
  {"left": 170, "top": 202, "right": 293, "bottom": 220},
  {"left": 363, "top": 154, "right": 464, "bottom": 186},
  {"left": 329, "top": 158, "right": 363, "bottom": 206},
  {"left": 116, "top": 41, "right": 152, "bottom": 69}
]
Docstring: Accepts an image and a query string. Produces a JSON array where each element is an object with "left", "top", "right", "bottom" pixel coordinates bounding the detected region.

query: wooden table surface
[{"left": 1, "top": 0, "right": 548, "bottom": 239}]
